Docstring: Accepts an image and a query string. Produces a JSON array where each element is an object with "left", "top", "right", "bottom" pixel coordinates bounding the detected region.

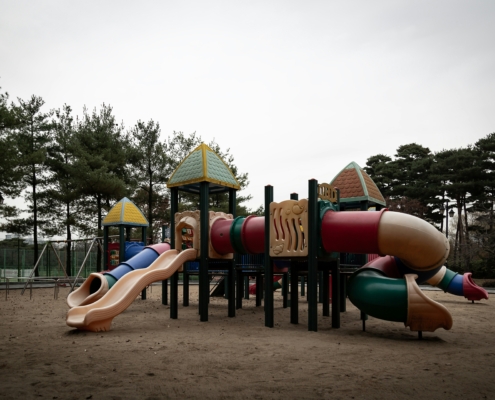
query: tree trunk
[
  {"left": 66, "top": 201, "right": 72, "bottom": 277},
  {"left": 148, "top": 177, "right": 153, "bottom": 243},
  {"left": 32, "top": 166, "right": 39, "bottom": 277},
  {"left": 96, "top": 195, "right": 102, "bottom": 272},
  {"left": 440, "top": 193, "right": 445, "bottom": 234},
  {"left": 457, "top": 200, "right": 464, "bottom": 271},
  {"left": 454, "top": 221, "right": 459, "bottom": 268},
  {"left": 463, "top": 197, "right": 471, "bottom": 268}
]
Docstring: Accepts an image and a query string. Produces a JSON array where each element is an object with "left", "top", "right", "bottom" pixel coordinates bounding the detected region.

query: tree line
[
  {"left": 0, "top": 89, "right": 259, "bottom": 273},
  {"left": 364, "top": 136, "right": 495, "bottom": 278},
  {"left": 1, "top": 88, "right": 493, "bottom": 277}
]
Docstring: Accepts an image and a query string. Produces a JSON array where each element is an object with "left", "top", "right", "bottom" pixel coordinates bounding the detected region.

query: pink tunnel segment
[
  {"left": 210, "top": 219, "right": 235, "bottom": 255},
  {"left": 148, "top": 242, "right": 172, "bottom": 255},
  {"left": 321, "top": 209, "right": 386, "bottom": 255},
  {"left": 362, "top": 255, "right": 402, "bottom": 279},
  {"left": 463, "top": 273, "right": 489, "bottom": 301},
  {"left": 241, "top": 216, "right": 265, "bottom": 254}
]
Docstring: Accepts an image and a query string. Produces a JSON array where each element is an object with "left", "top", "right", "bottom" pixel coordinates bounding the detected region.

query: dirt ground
[{"left": 0, "top": 284, "right": 494, "bottom": 400}]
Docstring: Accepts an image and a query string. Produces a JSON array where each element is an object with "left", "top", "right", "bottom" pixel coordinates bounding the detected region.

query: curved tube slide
[
  {"left": 349, "top": 257, "right": 453, "bottom": 331},
  {"left": 66, "top": 248, "right": 197, "bottom": 332},
  {"left": 67, "top": 243, "right": 171, "bottom": 308},
  {"left": 321, "top": 210, "right": 486, "bottom": 331}
]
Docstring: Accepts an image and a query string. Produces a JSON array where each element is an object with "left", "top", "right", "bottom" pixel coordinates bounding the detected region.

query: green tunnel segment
[{"left": 347, "top": 269, "right": 408, "bottom": 323}]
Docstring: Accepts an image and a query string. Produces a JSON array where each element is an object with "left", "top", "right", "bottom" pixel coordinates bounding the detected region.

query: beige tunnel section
[{"left": 377, "top": 211, "right": 450, "bottom": 271}]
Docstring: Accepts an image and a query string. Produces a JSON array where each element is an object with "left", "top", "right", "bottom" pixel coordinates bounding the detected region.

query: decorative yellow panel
[
  {"left": 318, "top": 183, "right": 338, "bottom": 203},
  {"left": 269, "top": 199, "right": 308, "bottom": 257}
]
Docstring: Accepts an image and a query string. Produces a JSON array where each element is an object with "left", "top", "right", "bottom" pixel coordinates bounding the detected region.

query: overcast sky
[{"left": 1, "top": 0, "right": 494, "bottom": 214}]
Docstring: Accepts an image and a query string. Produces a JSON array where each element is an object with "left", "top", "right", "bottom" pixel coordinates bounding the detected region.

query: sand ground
[{"left": 0, "top": 285, "right": 494, "bottom": 400}]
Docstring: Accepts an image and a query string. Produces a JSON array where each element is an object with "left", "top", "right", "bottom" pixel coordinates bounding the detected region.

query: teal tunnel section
[
  {"left": 90, "top": 243, "right": 171, "bottom": 295},
  {"left": 347, "top": 269, "right": 408, "bottom": 323},
  {"left": 210, "top": 216, "right": 265, "bottom": 255},
  {"left": 346, "top": 256, "right": 411, "bottom": 323}
]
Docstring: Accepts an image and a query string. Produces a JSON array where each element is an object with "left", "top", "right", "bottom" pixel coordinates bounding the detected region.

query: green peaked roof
[
  {"left": 102, "top": 197, "right": 149, "bottom": 227},
  {"left": 330, "top": 161, "right": 386, "bottom": 206},
  {"left": 167, "top": 143, "right": 240, "bottom": 194}
]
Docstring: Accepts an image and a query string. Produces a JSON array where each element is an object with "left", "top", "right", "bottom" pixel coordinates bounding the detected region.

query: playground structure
[{"left": 66, "top": 144, "right": 489, "bottom": 334}]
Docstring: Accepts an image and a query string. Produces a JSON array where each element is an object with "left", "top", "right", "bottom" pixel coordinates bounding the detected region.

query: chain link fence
[{"left": 0, "top": 247, "right": 101, "bottom": 280}]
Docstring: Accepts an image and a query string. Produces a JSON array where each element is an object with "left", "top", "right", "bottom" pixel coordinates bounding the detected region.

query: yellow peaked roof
[
  {"left": 102, "top": 197, "right": 149, "bottom": 227},
  {"left": 167, "top": 143, "right": 240, "bottom": 194}
]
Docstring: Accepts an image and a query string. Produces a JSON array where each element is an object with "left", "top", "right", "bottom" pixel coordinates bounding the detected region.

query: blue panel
[
  {"left": 105, "top": 264, "right": 133, "bottom": 281},
  {"left": 123, "top": 247, "right": 159, "bottom": 270},
  {"left": 447, "top": 274, "right": 464, "bottom": 296},
  {"left": 124, "top": 241, "right": 145, "bottom": 260}
]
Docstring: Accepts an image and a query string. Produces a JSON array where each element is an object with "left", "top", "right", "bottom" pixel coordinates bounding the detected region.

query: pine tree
[
  {"left": 39, "top": 105, "right": 81, "bottom": 275},
  {"left": 432, "top": 147, "right": 483, "bottom": 271},
  {"left": 73, "top": 104, "right": 133, "bottom": 270},
  {"left": 129, "top": 119, "right": 168, "bottom": 242},
  {"left": 365, "top": 143, "right": 440, "bottom": 224},
  {"left": 12, "top": 95, "right": 53, "bottom": 272},
  {"left": 0, "top": 89, "right": 24, "bottom": 207}
]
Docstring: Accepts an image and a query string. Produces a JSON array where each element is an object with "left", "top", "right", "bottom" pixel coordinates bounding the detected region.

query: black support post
[
  {"left": 103, "top": 227, "right": 109, "bottom": 272},
  {"left": 141, "top": 227, "right": 147, "bottom": 246},
  {"left": 289, "top": 192, "right": 298, "bottom": 319},
  {"left": 236, "top": 270, "right": 243, "bottom": 309},
  {"left": 199, "top": 182, "right": 210, "bottom": 322},
  {"left": 244, "top": 276, "right": 250, "bottom": 300},
  {"left": 308, "top": 179, "right": 318, "bottom": 332},
  {"left": 170, "top": 271, "right": 178, "bottom": 318},
  {"left": 183, "top": 268, "right": 189, "bottom": 306},
  {"left": 290, "top": 260, "right": 298, "bottom": 324},
  {"left": 161, "top": 225, "right": 168, "bottom": 305},
  {"left": 255, "top": 272, "right": 262, "bottom": 306},
  {"left": 119, "top": 226, "right": 125, "bottom": 264},
  {"left": 228, "top": 188, "right": 236, "bottom": 318},
  {"left": 331, "top": 260, "right": 341, "bottom": 328},
  {"left": 282, "top": 273, "right": 289, "bottom": 308},
  {"left": 264, "top": 185, "right": 274, "bottom": 328},
  {"left": 167, "top": 187, "right": 178, "bottom": 311},
  {"left": 340, "top": 274, "right": 347, "bottom": 312},
  {"left": 141, "top": 226, "right": 147, "bottom": 300},
  {"left": 322, "top": 265, "right": 330, "bottom": 317}
]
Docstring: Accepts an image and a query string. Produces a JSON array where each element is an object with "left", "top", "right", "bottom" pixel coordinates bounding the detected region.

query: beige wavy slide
[{"left": 66, "top": 248, "right": 197, "bottom": 332}]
